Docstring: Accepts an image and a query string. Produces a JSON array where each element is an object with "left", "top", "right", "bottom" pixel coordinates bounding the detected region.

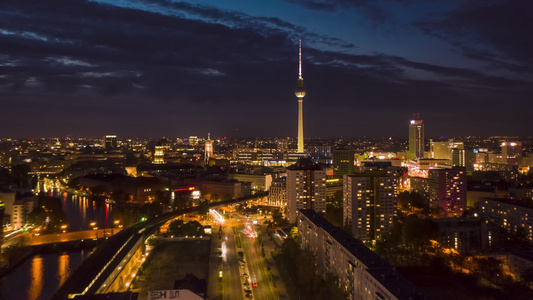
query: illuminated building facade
[
  {"left": 501, "top": 141, "right": 522, "bottom": 165},
  {"left": 0, "top": 190, "right": 15, "bottom": 230},
  {"left": 188, "top": 136, "right": 199, "bottom": 147},
  {"left": 308, "top": 145, "right": 332, "bottom": 164},
  {"left": 343, "top": 172, "right": 397, "bottom": 241},
  {"left": 230, "top": 173, "right": 272, "bottom": 192},
  {"left": 479, "top": 197, "right": 533, "bottom": 242},
  {"left": 269, "top": 179, "right": 287, "bottom": 206},
  {"left": 430, "top": 140, "right": 463, "bottom": 160},
  {"left": 12, "top": 197, "right": 36, "bottom": 230},
  {"left": 297, "top": 209, "right": 429, "bottom": 300},
  {"left": 408, "top": 118, "right": 424, "bottom": 161},
  {"left": 104, "top": 135, "right": 117, "bottom": 150},
  {"left": 428, "top": 167, "right": 466, "bottom": 217},
  {"left": 153, "top": 145, "right": 165, "bottom": 164},
  {"left": 205, "top": 134, "right": 213, "bottom": 163},
  {"left": 295, "top": 40, "right": 306, "bottom": 153},
  {"left": 286, "top": 158, "right": 326, "bottom": 223}
]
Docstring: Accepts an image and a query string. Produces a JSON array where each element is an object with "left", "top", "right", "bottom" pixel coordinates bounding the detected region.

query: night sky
[{"left": 1, "top": 0, "right": 532, "bottom": 139}]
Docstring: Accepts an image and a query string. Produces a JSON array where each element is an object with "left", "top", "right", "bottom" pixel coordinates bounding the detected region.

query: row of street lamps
[{"left": 90, "top": 220, "right": 122, "bottom": 238}]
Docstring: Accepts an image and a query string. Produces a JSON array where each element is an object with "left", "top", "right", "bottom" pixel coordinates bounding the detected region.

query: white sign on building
[
  {"left": 147, "top": 290, "right": 181, "bottom": 300},
  {"left": 147, "top": 289, "right": 203, "bottom": 300}
]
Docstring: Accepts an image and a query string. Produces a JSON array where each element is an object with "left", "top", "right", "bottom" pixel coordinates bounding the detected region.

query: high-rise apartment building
[
  {"left": 297, "top": 209, "right": 429, "bottom": 300},
  {"left": 501, "top": 141, "right": 522, "bottom": 165},
  {"left": 343, "top": 171, "right": 397, "bottom": 241},
  {"left": 332, "top": 148, "right": 355, "bottom": 178},
  {"left": 408, "top": 118, "right": 424, "bottom": 161},
  {"left": 428, "top": 167, "right": 466, "bottom": 217},
  {"left": 286, "top": 158, "right": 326, "bottom": 223},
  {"left": 269, "top": 179, "right": 287, "bottom": 206}
]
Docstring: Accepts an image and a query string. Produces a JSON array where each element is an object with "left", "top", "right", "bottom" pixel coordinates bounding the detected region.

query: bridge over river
[{"left": 50, "top": 192, "right": 268, "bottom": 300}]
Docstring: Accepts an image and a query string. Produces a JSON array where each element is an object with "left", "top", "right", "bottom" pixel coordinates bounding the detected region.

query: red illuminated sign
[{"left": 174, "top": 187, "right": 196, "bottom": 192}]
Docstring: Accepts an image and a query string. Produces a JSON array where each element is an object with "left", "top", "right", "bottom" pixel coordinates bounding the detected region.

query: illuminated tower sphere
[{"left": 295, "top": 40, "right": 306, "bottom": 153}]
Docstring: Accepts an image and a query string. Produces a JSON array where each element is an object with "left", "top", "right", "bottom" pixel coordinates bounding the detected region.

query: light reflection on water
[
  {"left": 0, "top": 249, "right": 92, "bottom": 300},
  {"left": 59, "top": 192, "right": 114, "bottom": 231},
  {"left": 0, "top": 191, "right": 110, "bottom": 300}
]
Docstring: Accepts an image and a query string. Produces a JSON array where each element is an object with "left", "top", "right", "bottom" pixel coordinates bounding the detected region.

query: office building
[
  {"left": 430, "top": 140, "right": 464, "bottom": 161},
  {"left": 229, "top": 173, "right": 272, "bottom": 192},
  {"left": 103, "top": 135, "right": 117, "bottom": 150},
  {"left": 188, "top": 136, "right": 199, "bottom": 147},
  {"left": 332, "top": 148, "right": 355, "bottom": 178},
  {"left": 343, "top": 171, "right": 397, "bottom": 241},
  {"left": 153, "top": 145, "right": 165, "bottom": 164},
  {"left": 428, "top": 167, "right": 466, "bottom": 217},
  {"left": 308, "top": 145, "right": 332, "bottom": 164},
  {"left": 297, "top": 209, "right": 428, "bottom": 300},
  {"left": 286, "top": 158, "right": 326, "bottom": 223},
  {"left": 408, "top": 118, "right": 424, "bottom": 161},
  {"left": 501, "top": 141, "right": 522, "bottom": 165}
]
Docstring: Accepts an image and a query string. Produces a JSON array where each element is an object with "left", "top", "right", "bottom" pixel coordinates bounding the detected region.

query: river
[{"left": 0, "top": 191, "right": 113, "bottom": 300}]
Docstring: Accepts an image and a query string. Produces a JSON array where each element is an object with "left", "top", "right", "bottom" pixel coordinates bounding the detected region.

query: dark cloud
[
  {"left": 0, "top": 0, "right": 532, "bottom": 138},
  {"left": 417, "top": 1, "right": 533, "bottom": 75}
]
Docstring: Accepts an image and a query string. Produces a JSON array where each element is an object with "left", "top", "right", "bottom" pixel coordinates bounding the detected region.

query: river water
[{"left": 0, "top": 191, "right": 113, "bottom": 300}]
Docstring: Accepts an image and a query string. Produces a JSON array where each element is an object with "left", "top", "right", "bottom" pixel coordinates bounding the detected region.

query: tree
[
  {"left": 398, "top": 191, "right": 428, "bottom": 214},
  {"left": 476, "top": 257, "right": 502, "bottom": 281},
  {"left": 168, "top": 219, "right": 184, "bottom": 235},
  {"left": 402, "top": 215, "right": 439, "bottom": 248},
  {"left": 168, "top": 220, "right": 203, "bottom": 236},
  {"left": 141, "top": 202, "right": 164, "bottom": 219},
  {"left": 290, "top": 227, "right": 299, "bottom": 242},
  {"left": 197, "top": 200, "right": 209, "bottom": 215},
  {"left": 91, "top": 185, "right": 108, "bottom": 196},
  {"left": 272, "top": 208, "right": 284, "bottom": 227}
]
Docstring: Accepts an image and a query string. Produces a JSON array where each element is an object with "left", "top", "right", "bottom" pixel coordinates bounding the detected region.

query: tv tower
[{"left": 295, "top": 40, "right": 306, "bottom": 153}]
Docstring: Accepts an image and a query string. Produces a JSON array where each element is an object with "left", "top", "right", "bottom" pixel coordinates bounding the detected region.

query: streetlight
[
  {"left": 112, "top": 220, "right": 120, "bottom": 235},
  {"left": 90, "top": 222, "right": 97, "bottom": 238},
  {"left": 61, "top": 225, "right": 67, "bottom": 233}
]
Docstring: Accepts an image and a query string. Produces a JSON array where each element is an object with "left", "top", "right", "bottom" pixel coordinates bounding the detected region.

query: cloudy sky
[{"left": 1, "top": 0, "right": 532, "bottom": 138}]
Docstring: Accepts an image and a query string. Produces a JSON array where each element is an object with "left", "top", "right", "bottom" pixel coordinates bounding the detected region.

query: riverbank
[{"left": 0, "top": 238, "right": 100, "bottom": 278}]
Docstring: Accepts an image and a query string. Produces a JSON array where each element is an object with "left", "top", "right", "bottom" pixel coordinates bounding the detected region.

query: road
[
  {"left": 240, "top": 221, "right": 276, "bottom": 300},
  {"left": 26, "top": 228, "right": 122, "bottom": 246},
  {"left": 1, "top": 228, "right": 122, "bottom": 248},
  {"left": 208, "top": 217, "right": 243, "bottom": 300}
]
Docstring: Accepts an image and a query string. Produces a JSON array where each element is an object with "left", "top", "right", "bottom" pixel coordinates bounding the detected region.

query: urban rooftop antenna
[{"left": 299, "top": 39, "right": 302, "bottom": 79}]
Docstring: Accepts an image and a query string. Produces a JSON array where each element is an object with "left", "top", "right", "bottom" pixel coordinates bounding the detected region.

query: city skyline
[{"left": 1, "top": 0, "right": 532, "bottom": 138}]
